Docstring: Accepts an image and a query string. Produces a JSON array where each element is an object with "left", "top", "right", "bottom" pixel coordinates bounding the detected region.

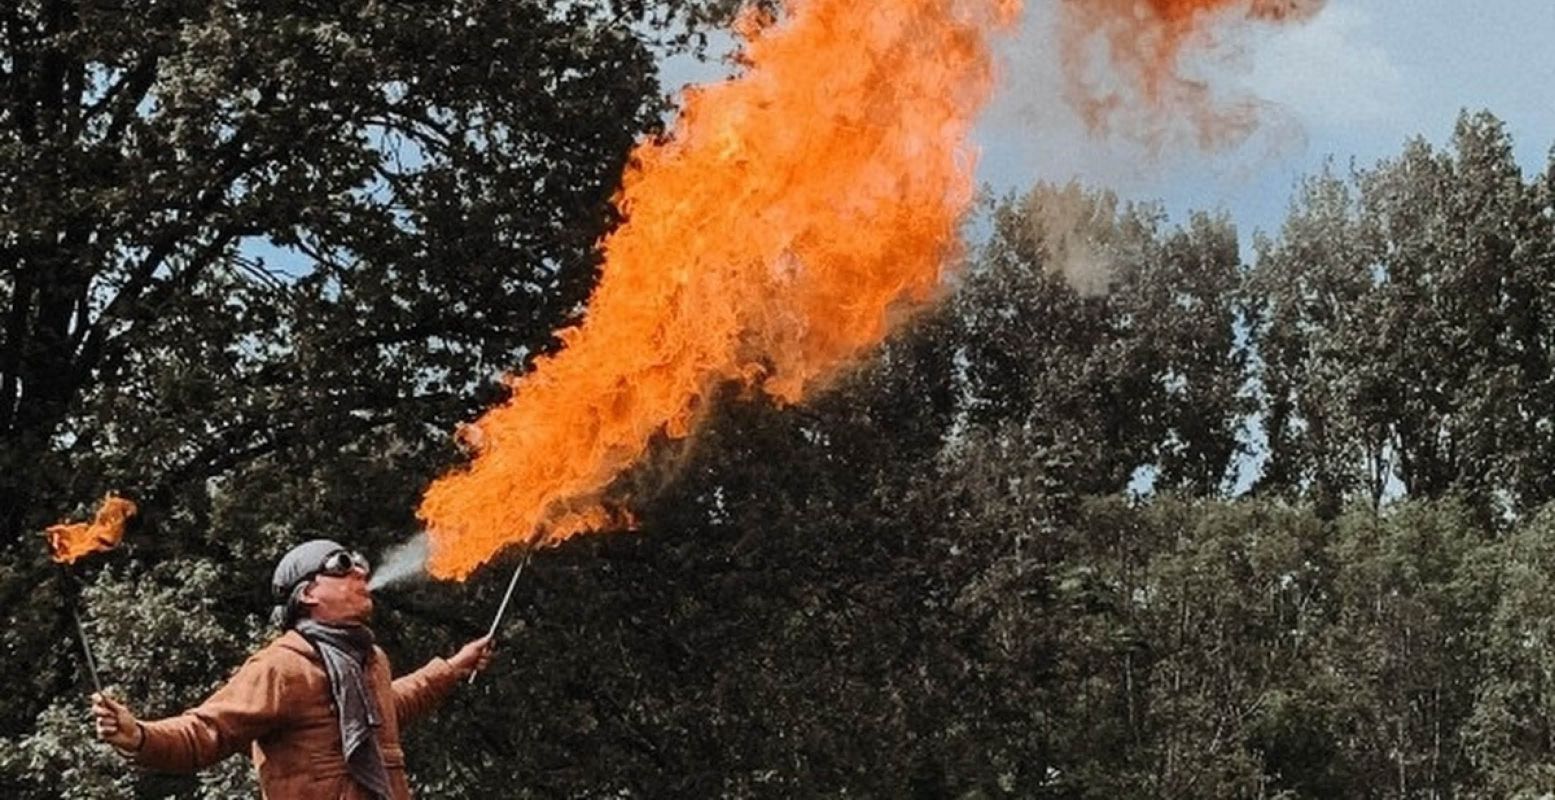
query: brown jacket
[{"left": 133, "top": 630, "right": 461, "bottom": 799}]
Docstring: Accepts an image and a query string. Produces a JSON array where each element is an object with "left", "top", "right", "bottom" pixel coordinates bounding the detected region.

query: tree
[
  {"left": 1122, "top": 211, "right": 1249, "bottom": 495},
  {"left": 957, "top": 184, "right": 1249, "bottom": 500},
  {"left": 1249, "top": 112, "right": 1551, "bottom": 518},
  {"left": 1248, "top": 165, "right": 1391, "bottom": 512},
  {"left": 1465, "top": 505, "right": 1555, "bottom": 796},
  {"left": 0, "top": 0, "right": 723, "bottom": 778},
  {"left": 1357, "top": 114, "right": 1535, "bottom": 513},
  {"left": 0, "top": 0, "right": 689, "bottom": 541}
]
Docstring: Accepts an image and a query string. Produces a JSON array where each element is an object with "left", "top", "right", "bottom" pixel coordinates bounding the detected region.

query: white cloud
[{"left": 1245, "top": 5, "right": 1407, "bottom": 130}]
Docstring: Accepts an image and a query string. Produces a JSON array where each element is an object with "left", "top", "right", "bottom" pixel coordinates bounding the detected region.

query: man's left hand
[{"left": 449, "top": 635, "right": 494, "bottom": 680}]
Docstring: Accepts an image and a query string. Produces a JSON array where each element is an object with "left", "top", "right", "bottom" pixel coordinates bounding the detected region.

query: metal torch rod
[
  {"left": 469, "top": 550, "right": 532, "bottom": 685},
  {"left": 70, "top": 604, "right": 104, "bottom": 694}
]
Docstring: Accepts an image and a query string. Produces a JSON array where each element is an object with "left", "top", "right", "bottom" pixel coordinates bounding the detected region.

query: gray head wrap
[{"left": 269, "top": 538, "right": 348, "bottom": 628}]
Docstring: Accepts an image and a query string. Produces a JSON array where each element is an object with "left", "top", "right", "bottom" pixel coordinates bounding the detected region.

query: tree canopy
[{"left": 5, "top": 2, "right": 1555, "bottom": 794}]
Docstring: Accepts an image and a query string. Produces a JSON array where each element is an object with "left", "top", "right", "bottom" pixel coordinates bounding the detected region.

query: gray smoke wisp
[
  {"left": 1024, "top": 181, "right": 1121, "bottom": 296},
  {"left": 368, "top": 532, "right": 430, "bottom": 592}
]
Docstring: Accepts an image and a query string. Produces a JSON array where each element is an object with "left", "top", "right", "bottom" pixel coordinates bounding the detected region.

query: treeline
[{"left": 4, "top": 1, "right": 1555, "bottom": 794}]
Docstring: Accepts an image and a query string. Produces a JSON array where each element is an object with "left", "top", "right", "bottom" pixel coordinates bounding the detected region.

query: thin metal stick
[
  {"left": 70, "top": 604, "right": 104, "bottom": 694},
  {"left": 468, "top": 550, "right": 531, "bottom": 684}
]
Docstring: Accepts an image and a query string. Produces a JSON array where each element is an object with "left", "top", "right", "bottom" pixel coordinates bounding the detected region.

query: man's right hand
[{"left": 91, "top": 692, "right": 143, "bottom": 752}]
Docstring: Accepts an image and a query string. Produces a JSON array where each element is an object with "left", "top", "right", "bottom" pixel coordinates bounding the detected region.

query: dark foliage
[{"left": 3, "top": 4, "right": 1555, "bottom": 793}]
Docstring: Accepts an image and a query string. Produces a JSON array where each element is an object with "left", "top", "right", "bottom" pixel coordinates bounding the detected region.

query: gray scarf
[{"left": 295, "top": 620, "right": 392, "bottom": 799}]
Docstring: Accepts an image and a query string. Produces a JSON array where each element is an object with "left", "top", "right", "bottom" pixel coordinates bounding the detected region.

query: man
[{"left": 90, "top": 539, "right": 494, "bottom": 799}]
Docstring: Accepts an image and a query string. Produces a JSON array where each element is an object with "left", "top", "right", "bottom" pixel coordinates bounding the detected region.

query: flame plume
[
  {"left": 418, "top": 0, "right": 1021, "bottom": 580},
  {"left": 1059, "top": 0, "right": 1325, "bottom": 151},
  {"left": 47, "top": 494, "right": 137, "bottom": 565}
]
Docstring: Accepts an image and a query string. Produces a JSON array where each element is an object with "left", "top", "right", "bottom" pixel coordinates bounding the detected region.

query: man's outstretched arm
[
  {"left": 391, "top": 635, "right": 492, "bottom": 725},
  {"left": 91, "top": 650, "right": 296, "bottom": 771}
]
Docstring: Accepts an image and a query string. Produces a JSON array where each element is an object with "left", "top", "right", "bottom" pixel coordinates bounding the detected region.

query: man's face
[{"left": 300, "top": 563, "right": 374, "bottom": 625}]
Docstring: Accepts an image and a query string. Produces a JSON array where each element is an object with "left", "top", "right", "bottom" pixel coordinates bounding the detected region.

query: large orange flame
[
  {"left": 47, "top": 494, "right": 137, "bottom": 565},
  {"left": 1059, "top": 0, "right": 1325, "bottom": 151},
  {"left": 418, "top": 0, "right": 1021, "bottom": 579}
]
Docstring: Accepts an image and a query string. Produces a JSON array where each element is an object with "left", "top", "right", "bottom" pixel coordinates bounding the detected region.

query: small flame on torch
[{"left": 47, "top": 494, "right": 137, "bottom": 565}]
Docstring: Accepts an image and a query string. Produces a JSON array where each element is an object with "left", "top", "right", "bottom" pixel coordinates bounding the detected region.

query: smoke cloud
[
  {"left": 1055, "top": 0, "right": 1325, "bottom": 154},
  {"left": 1026, "top": 181, "right": 1123, "bottom": 296},
  {"left": 368, "top": 532, "right": 429, "bottom": 592}
]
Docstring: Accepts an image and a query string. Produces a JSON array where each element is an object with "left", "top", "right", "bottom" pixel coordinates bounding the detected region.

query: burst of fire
[
  {"left": 1058, "top": 0, "right": 1325, "bottom": 150},
  {"left": 47, "top": 494, "right": 137, "bottom": 565},
  {"left": 418, "top": 0, "right": 1022, "bottom": 579}
]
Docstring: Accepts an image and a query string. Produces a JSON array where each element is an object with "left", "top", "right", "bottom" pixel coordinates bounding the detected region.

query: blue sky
[
  {"left": 248, "top": 2, "right": 1552, "bottom": 274},
  {"left": 974, "top": 0, "right": 1555, "bottom": 240},
  {"left": 965, "top": 0, "right": 1553, "bottom": 494},
  {"left": 246, "top": 2, "right": 1552, "bottom": 278},
  {"left": 663, "top": 1, "right": 1554, "bottom": 243}
]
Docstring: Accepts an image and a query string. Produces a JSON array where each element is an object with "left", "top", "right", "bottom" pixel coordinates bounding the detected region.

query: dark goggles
[{"left": 314, "top": 549, "right": 370, "bottom": 579}]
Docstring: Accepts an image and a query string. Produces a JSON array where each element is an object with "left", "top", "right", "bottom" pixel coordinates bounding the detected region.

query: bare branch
[{"left": 90, "top": 57, "right": 158, "bottom": 144}]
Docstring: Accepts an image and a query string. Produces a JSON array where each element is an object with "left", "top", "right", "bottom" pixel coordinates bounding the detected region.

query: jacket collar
[{"left": 275, "top": 629, "right": 321, "bottom": 661}]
